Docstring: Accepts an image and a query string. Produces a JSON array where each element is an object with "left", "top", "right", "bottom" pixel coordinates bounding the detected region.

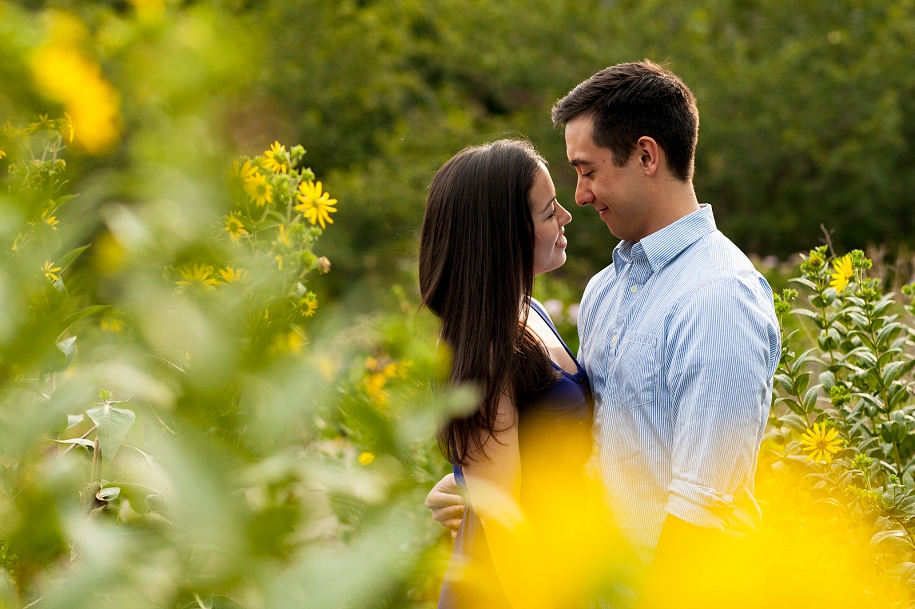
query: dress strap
[{"left": 528, "top": 299, "right": 580, "bottom": 366}]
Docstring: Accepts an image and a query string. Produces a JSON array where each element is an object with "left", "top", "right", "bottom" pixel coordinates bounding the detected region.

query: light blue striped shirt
[{"left": 579, "top": 204, "right": 780, "bottom": 564}]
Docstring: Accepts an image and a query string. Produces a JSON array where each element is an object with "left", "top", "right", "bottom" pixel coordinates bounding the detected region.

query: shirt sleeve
[{"left": 664, "top": 275, "right": 779, "bottom": 529}]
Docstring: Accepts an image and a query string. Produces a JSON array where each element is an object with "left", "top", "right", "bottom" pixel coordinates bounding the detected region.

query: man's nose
[{"left": 575, "top": 179, "right": 592, "bottom": 207}]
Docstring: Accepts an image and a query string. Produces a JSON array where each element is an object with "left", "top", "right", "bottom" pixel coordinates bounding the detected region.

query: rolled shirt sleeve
[{"left": 664, "top": 275, "right": 779, "bottom": 530}]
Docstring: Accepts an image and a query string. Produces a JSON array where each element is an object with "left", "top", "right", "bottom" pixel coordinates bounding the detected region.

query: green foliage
[{"left": 766, "top": 246, "right": 915, "bottom": 600}]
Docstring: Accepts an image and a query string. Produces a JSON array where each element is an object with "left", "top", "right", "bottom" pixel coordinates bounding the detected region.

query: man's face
[{"left": 564, "top": 115, "right": 649, "bottom": 242}]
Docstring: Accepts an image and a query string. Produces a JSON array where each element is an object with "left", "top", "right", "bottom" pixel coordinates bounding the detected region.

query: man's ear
[{"left": 636, "top": 136, "right": 661, "bottom": 177}]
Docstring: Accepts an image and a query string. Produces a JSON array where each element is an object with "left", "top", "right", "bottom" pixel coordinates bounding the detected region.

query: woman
[{"left": 419, "top": 139, "right": 600, "bottom": 609}]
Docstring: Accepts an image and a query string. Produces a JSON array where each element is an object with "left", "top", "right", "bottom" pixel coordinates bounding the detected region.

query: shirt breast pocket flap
[{"left": 617, "top": 331, "right": 658, "bottom": 408}]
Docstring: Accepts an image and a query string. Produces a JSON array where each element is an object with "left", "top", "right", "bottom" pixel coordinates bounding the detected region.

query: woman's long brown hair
[{"left": 419, "top": 139, "right": 556, "bottom": 465}]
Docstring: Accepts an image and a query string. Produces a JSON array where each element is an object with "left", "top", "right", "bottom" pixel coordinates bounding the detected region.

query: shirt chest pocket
[{"left": 614, "top": 331, "right": 658, "bottom": 408}]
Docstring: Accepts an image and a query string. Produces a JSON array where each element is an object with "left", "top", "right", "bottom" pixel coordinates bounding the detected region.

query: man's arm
[
  {"left": 640, "top": 277, "right": 778, "bottom": 606},
  {"left": 424, "top": 473, "right": 465, "bottom": 538}
]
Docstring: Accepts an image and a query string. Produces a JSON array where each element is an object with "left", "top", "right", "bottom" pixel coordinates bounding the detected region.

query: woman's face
[{"left": 530, "top": 164, "right": 572, "bottom": 276}]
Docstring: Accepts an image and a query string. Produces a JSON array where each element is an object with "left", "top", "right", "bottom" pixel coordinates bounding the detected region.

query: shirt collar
[{"left": 612, "top": 204, "right": 717, "bottom": 274}]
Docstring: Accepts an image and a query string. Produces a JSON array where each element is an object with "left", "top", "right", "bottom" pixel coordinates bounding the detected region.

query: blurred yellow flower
[
  {"left": 800, "top": 422, "right": 843, "bottom": 463},
  {"left": 219, "top": 266, "right": 249, "bottom": 284},
  {"left": 100, "top": 317, "right": 123, "bottom": 333},
  {"left": 233, "top": 159, "right": 257, "bottom": 181},
  {"left": 27, "top": 114, "right": 53, "bottom": 133},
  {"left": 275, "top": 254, "right": 283, "bottom": 270},
  {"left": 175, "top": 263, "right": 219, "bottom": 294},
  {"left": 830, "top": 255, "right": 853, "bottom": 293},
  {"left": 42, "top": 260, "right": 62, "bottom": 281},
  {"left": 243, "top": 173, "right": 272, "bottom": 207},
  {"left": 358, "top": 452, "right": 375, "bottom": 466},
  {"left": 42, "top": 209, "right": 59, "bottom": 230},
  {"left": 364, "top": 373, "right": 388, "bottom": 405},
  {"left": 30, "top": 14, "right": 121, "bottom": 154},
  {"left": 224, "top": 213, "right": 248, "bottom": 242},
  {"left": 295, "top": 181, "right": 337, "bottom": 229},
  {"left": 301, "top": 292, "right": 318, "bottom": 317},
  {"left": 276, "top": 223, "right": 291, "bottom": 246},
  {"left": 0, "top": 149, "right": 6, "bottom": 160},
  {"left": 271, "top": 330, "right": 304, "bottom": 355},
  {"left": 58, "top": 113, "right": 75, "bottom": 143},
  {"left": 262, "top": 141, "right": 288, "bottom": 174}
]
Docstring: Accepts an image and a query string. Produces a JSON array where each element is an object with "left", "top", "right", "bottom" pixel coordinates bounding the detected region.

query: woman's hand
[{"left": 424, "top": 473, "right": 466, "bottom": 538}]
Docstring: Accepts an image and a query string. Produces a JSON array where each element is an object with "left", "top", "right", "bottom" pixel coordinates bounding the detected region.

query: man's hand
[{"left": 424, "top": 473, "right": 466, "bottom": 538}]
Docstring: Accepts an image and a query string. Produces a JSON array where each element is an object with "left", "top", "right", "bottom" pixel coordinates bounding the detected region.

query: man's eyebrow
[
  {"left": 541, "top": 196, "right": 557, "bottom": 214},
  {"left": 569, "top": 159, "right": 590, "bottom": 167}
]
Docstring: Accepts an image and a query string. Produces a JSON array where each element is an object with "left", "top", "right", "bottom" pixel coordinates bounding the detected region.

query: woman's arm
[
  {"left": 462, "top": 392, "right": 555, "bottom": 609},
  {"left": 424, "top": 473, "right": 465, "bottom": 538}
]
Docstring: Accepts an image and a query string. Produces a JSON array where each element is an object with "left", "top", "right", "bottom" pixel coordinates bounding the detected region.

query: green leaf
[
  {"left": 55, "top": 244, "right": 91, "bottom": 273},
  {"left": 775, "top": 373, "right": 794, "bottom": 394},
  {"left": 802, "top": 384, "right": 823, "bottom": 412},
  {"left": 86, "top": 404, "right": 136, "bottom": 462},
  {"left": 57, "top": 305, "right": 109, "bottom": 339},
  {"left": 794, "top": 372, "right": 810, "bottom": 397},
  {"left": 97, "top": 486, "right": 121, "bottom": 501},
  {"left": 791, "top": 308, "right": 820, "bottom": 321},
  {"left": 44, "top": 336, "right": 77, "bottom": 373},
  {"left": 871, "top": 529, "right": 914, "bottom": 552},
  {"left": 882, "top": 361, "right": 907, "bottom": 387},
  {"left": 66, "top": 413, "right": 85, "bottom": 430},
  {"left": 778, "top": 413, "right": 809, "bottom": 434},
  {"left": 789, "top": 277, "right": 818, "bottom": 291}
]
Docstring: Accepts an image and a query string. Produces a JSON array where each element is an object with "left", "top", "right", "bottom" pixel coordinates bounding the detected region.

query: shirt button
[
  {"left": 630, "top": 285, "right": 639, "bottom": 293},
  {"left": 612, "top": 335, "right": 618, "bottom": 344}
]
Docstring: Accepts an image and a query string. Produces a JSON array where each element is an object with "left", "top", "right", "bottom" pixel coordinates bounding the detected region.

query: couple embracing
[{"left": 419, "top": 61, "right": 781, "bottom": 609}]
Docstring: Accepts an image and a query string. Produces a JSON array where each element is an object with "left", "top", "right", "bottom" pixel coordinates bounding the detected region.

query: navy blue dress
[{"left": 438, "top": 300, "right": 593, "bottom": 609}]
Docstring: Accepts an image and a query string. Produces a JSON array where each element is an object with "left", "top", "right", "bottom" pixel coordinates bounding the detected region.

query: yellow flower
[
  {"left": 30, "top": 15, "right": 121, "bottom": 154},
  {"left": 830, "top": 254, "right": 854, "bottom": 293},
  {"left": 800, "top": 422, "right": 843, "bottom": 463},
  {"left": 295, "top": 181, "right": 338, "bottom": 229},
  {"left": 262, "top": 141, "right": 288, "bottom": 174},
  {"left": 271, "top": 330, "right": 304, "bottom": 355},
  {"left": 224, "top": 213, "right": 248, "bottom": 242},
  {"left": 233, "top": 159, "right": 257, "bottom": 181},
  {"left": 42, "top": 260, "right": 62, "bottom": 281},
  {"left": 59, "top": 112, "right": 75, "bottom": 143},
  {"left": 275, "top": 254, "right": 283, "bottom": 270},
  {"left": 42, "top": 209, "right": 59, "bottom": 230},
  {"left": 100, "top": 317, "right": 123, "bottom": 333},
  {"left": 175, "top": 263, "right": 220, "bottom": 294},
  {"left": 364, "top": 373, "right": 388, "bottom": 405},
  {"left": 27, "top": 114, "right": 52, "bottom": 133},
  {"left": 243, "top": 173, "right": 272, "bottom": 207},
  {"left": 358, "top": 452, "right": 375, "bottom": 466},
  {"left": 0, "top": 149, "right": 6, "bottom": 160},
  {"left": 219, "top": 266, "right": 249, "bottom": 284},
  {"left": 301, "top": 292, "right": 318, "bottom": 317},
  {"left": 276, "top": 223, "right": 291, "bottom": 246}
]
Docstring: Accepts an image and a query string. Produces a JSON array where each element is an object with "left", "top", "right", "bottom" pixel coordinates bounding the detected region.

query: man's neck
[{"left": 637, "top": 180, "right": 700, "bottom": 241}]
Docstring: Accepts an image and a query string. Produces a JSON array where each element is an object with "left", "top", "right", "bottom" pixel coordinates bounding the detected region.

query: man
[{"left": 426, "top": 60, "right": 780, "bottom": 607}]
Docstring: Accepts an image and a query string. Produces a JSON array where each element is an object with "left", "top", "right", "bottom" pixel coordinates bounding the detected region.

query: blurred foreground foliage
[{"left": 0, "top": 4, "right": 468, "bottom": 608}]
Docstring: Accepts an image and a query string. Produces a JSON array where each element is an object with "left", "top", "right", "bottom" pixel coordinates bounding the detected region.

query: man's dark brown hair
[{"left": 551, "top": 60, "right": 699, "bottom": 182}]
